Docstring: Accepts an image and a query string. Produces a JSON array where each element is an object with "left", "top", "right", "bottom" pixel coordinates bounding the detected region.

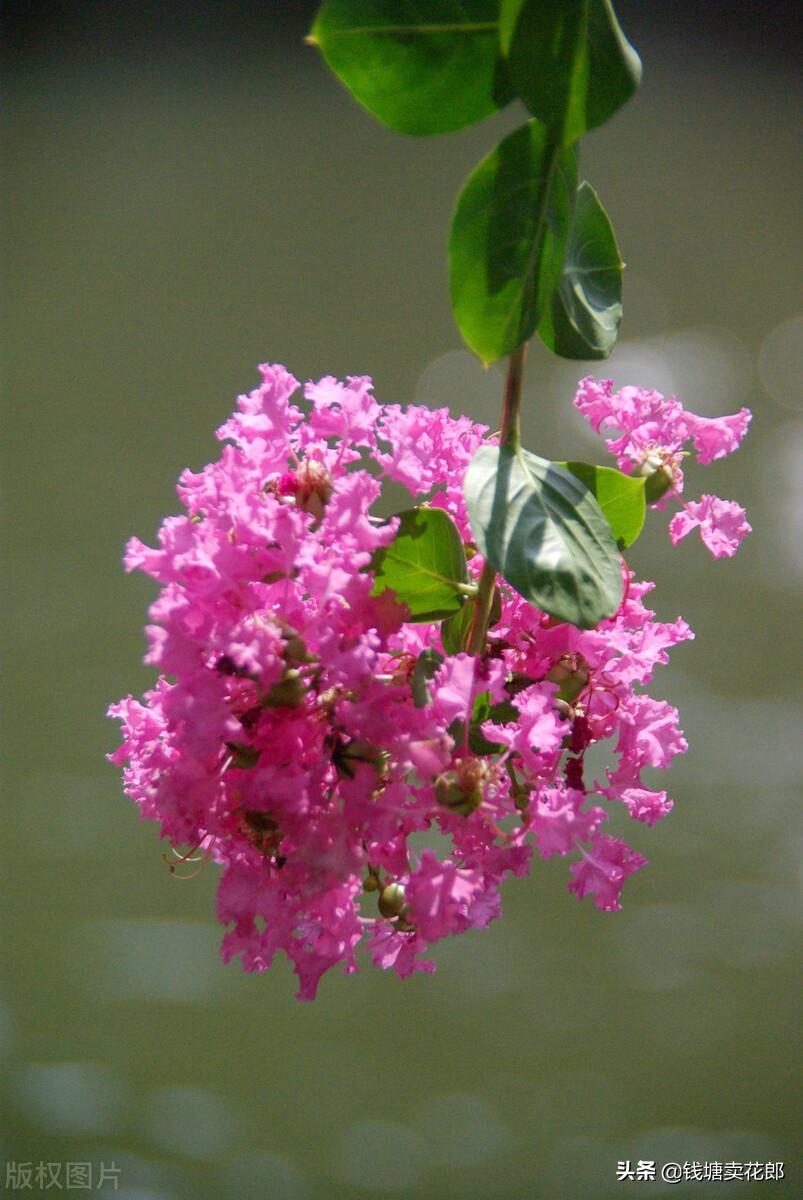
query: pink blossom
[
  {"left": 303, "top": 374, "right": 382, "bottom": 448},
  {"left": 108, "top": 364, "right": 722, "bottom": 998},
  {"left": 431, "top": 654, "right": 479, "bottom": 727},
  {"left": 668, "top": 494, "right": 752, "bottom": 558},
  {"left": 482, "top": 682, "right": 565, "bottom": 771},
  {"left": 601, "top": 761, "right": 674, "bottom": 827},
  {"left": 574, "top": 377, "right": 751, "bottom": 558},
  {"left": 405, "top": 850, "right": 489, "bottom": 940},
  {"left": 574, "top": 377, "right": 751, "bottom": 468},
  {"left": 567, "top": 833, "right": 648, "bottom": 911},
  {"left": 366, "top": 923, "right": 436, "bottom": 979},
  {"left": 528, "top": 786, "right": 607, "bottom": 859}
]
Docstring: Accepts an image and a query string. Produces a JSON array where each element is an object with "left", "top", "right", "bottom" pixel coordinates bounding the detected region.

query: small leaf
[
  {"left": 311, "top": 0, "right": 514, "bottom": 136},
  {"left": 449, "top": 691, "right": 519, "bottom": 754},
  {"left": 411, "top": 648, "right": 445, "bottom": 707},
  {"left": 538, "top": 181, "right": 623, "bottom": 360},
  {"left": 449, "top": 120, "right": 576, "bottom": 363},
  {"left": 558, "top": 460, "right": 646, "bottom": 548},
  {"left": 464, "top": 444, "right": 622, "bottom": 628},
  {"left": 371, "top": 506, "right": 471, "bottom": 622},
  {"left": 499, "top": 0, "right": 642, "bottom": 145},
  {"left": 441, "top": 602, "right": 476, "bottom": 655}
]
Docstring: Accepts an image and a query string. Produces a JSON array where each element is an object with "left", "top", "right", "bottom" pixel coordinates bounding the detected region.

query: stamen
[{"left": 164, "top": 836, "right": 215, "bottom": 878}]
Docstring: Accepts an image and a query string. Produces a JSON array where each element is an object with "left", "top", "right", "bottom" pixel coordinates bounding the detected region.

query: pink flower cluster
[
  {"left": 109, "top": 365, "right": 745, "bottom": 999},
  {"left": 574, "top": 377, "right": 752, "bottom": 557}
]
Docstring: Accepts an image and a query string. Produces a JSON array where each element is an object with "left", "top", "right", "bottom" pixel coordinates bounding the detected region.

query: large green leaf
[
  {"left": 538, "top": 181, "right": 623, "bottom": 360},
  {"left": 499, "top": 0, "right": 641, "bottom": 145},
  {"left": 558, "top": 460, "right": 646, "bottom": 549},
  {"left": 371, "top": 506, "right": 471, "bottom": 621},
  {"left": 310, "top": 1, "right": 514, "bottom": 136},
  {"left": 464, "top": 444, "right": 623, "bottom": 628},
  {"left": 449, "top": 120, "right": 576, "bottom": 364}
]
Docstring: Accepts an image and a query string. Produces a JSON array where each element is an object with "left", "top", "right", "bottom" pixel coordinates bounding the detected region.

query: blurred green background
[{"left": 3, "top": 3, "right": 801, "bottom": 1197}]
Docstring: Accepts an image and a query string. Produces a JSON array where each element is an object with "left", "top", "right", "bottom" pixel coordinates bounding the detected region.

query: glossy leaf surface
[
  {"left": 449, "top": 120, "right": 576, "bottom": 363},
  {"left": 371, "top": 507, "right": 470, "bottom": 621},
  {"left": 559, "top": 460, "right": 646, "bottom": 548},
  {"left": 499, "top": 0, "right": 641, "bottom": 144},
  {"left": 538, "top": 181, "right": 623, "bottom": 360},
  {"left": 464, "top": 444, "right": 622, "bottom": 628},
  {"left": 440, "top": 602, "right": 476, "bottom": 655},
  {"left": 311, "top": 0, "right": 513, "bottom": 135}
]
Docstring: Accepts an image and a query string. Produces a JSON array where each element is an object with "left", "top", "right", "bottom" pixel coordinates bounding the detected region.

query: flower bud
[
  {"left": 636, "top": 452, "right": 678, "bottom": 504},
  {"left": 295, "top": 459, "right": 333, "bottom": 519},
  {"left": 546, "top": 654, "right": 590, "bottom": 706},
  {"left": 434, "top": 757, "right": 486, "bottom": 816},
  {"left": 378, "top": 882, "right": 414, "bottom": 929}
]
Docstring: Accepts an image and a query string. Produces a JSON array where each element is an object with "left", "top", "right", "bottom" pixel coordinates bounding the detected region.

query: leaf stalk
[{"left": 467, "top": 342, "right": 528, "bottom": 655}]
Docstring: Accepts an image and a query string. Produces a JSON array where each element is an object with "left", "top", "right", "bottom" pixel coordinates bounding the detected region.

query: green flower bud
[
  {"left": 636, "top": 452, "right": 679, "bottom": 504},
  {"left": 546, "top": 654, "right": 590, "bottom": 706},
  {"left": 434, "top": 759, "right": 485, "bottom": 816},
  {"left": 378, "top": 882, "right": 408, "bottom": 920}
]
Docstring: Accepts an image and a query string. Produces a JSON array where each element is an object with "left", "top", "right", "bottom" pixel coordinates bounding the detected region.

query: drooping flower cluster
[
  {"left": 109, "top": 364, "right": 749, "bottom": 999},
  {"left": 574, "top": 376, "right": 752, "bottom": 557}
]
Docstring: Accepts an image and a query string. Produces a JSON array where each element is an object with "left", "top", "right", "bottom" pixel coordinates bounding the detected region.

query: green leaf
[
  {"left": 449, "top": 691, "right": 519, "bottom": 754},
  {"left": 441, "top": 602, "right": 476, "bottom": 655},
  {"left": 464, "top": 444, "right": 622, "bottom": 628},
  {"left": 371, "top": 506, "right": 471, "bottom": 621},
  {"left": 538, "top": 181, "right": 623, "bottom": 360},
  {"left": 499, "top": 0, "right": 641, "bottom": 145},
  {"left": 449, "top": 120, "right": 576, "bottom": 363},
  {"left": 310, "top": 0, "right": 514, "bottom": 136},
  {"left": 411, "top": 648, "right": 444, "bottom": 707},
  {"left": 440, "top": 584, "right": 501, "bottom": 654},
  {"left": 558, "top": 460, "right": 646, "bottom": 549}
]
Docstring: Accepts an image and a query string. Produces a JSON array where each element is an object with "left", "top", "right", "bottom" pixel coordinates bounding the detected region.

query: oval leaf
[
  {"left": 500, "top": 0, "right": 642, "bottom": 145},
  {"left": 558, "top": 460, "right": 645, "bottom": 548},
  {"left": 371, "top": 506, "right": 471, "bottom": 621},
  {"left": 538, "top": 181, "right": 623, "bottom": 360},
  {"left": 464, "top": 444, "right": 622, "bottom": 628},
  {"left": 449, "top": 120, "right": 576, "bottom": 364},
  {"left": 311, "top": 0, "right": 514, "bottom": 136}
]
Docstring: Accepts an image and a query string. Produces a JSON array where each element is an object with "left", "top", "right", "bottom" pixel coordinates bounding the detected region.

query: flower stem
[
  {"left": 499, "top": 342, "right": 527, "bottom": 452},
  {"left": 467, "top": 559, "right": 497, "bottom": 655},
  {"left": 467, "top": 342, "right": 528, "bottom": 656}
]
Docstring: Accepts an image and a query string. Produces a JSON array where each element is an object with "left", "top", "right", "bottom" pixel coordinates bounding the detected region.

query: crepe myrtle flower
[
  {"left": 109, "top": 363, "right": 747, "bottom": 999},
  {"left": 574, "top": 376, "right": 751, "bottom": 558}
]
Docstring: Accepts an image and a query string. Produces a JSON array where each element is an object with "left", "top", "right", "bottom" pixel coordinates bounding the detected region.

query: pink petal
[{"left": 669, "top": 494, "right": 752, "bottom": 558}]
